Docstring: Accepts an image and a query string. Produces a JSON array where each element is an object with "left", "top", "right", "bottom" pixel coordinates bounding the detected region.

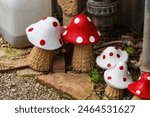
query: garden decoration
[
  {"left": 96, "top": 46, "right": 128, "bottom": 69},
  {"left": 57, "top": 0, "right": 87, "bottom": 26},
  {"left": 128, "top": 0, "right": 150, "bottom": 100},
  {"left": 62, "top": 14, "right": 101, "bottom": 72},
  {"left": 87, "top": 0, "right": 119, "bottom": 31},
  {"left": 128, "top": 72, "right": 150, "bottom": 100},
  {"left": 104, "top": 62, "right": 133, "bottom": 99},
  {"left": 26, "top": 17, "right": 63, "bottom": 71}
]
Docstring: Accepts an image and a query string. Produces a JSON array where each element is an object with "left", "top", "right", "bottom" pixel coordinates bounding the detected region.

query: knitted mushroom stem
[
  {"left": 131, "top": 96, "right": 143, "bottom": 100},
  {"left": 27, "top": 46, "right": 53, "bottom": 71},
  {"left": 57, "top": 0, "right": 78, "bottom": 26},
  {"left": 103, "top": 85, "right": 124, "bottom": 100},
  {"left": 72, "top": 44, "right": 94, "bottom": 73},
  {"left": 63, "top": 14, "right": 74, "bottom": 26}
]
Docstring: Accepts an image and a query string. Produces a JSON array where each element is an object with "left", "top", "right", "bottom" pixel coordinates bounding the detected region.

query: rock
[
  {"left": 11, "top": 88, "right": 16, "bottom": 92},
  {"left": 16, "top": 68, "right": 42, "bottom": 77},
  {"left": 0, "top": 47, "right": 30, "bottom": 69},
  {"left": 38, "top": 73, "right": 96, "bottom": 100},
  {"left": 35, "top": 83, "right": 40, "bottom": 91},
  {"left": 86, "top": 91, "right": 100, "bottom": 100}
]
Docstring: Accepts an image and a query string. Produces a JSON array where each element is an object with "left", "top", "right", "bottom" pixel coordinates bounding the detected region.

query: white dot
[
  {"left": 63, "top": 30, "right": 68, "bottom": 36},
  {"left": 74, "top": 18, "right": 80, "bottom": 24},
  {"left": 89, "top": 36, "right": 95, "bottom": 43},
  {"left": 63, "top": 26, "right": 67, "bottom": 29},
  {"left": 76, "top": 37, "right": 83, "bottom": 43},
  {"left": 147, "top": 76, "right": 150, "bottom": 80},
  {"left": 97, "top": 31, "right": 101, "bottom": 36},
  {"left": 87, "top": 17, "right": 92, "bottom": 22},
  {"left": 136, "top": 90, "right": 141, "bottom": 95},
  {"left": 138, "top": 77, "right": 141, "bottom": 80}
]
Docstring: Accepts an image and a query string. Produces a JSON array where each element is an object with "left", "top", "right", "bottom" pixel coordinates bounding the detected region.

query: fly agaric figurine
[
  {"left": 62, "top": 14, "right": 101, "bottom": 72},
  {"left": 128, "top": 72, "right": 150, "bottom": 100},
  {"left": 104, "top": 62, "right": 133, "bottom": 99},
  {"left": 26, "top": 17, "right": 63, "bottom": 71},
  {"left": 96, "top": 46, "right": 128, "bottom": 69}
]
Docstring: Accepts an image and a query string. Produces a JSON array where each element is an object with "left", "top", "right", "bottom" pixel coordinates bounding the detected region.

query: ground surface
[
  {"left": 0, "top": 73, "right": 68, "bottom": 100},
  {"left": 0, "top": 27, "right": 142, "bottom": 100},
  {"left": 0, "top": 35, "right": 69, "bottom": 100}
]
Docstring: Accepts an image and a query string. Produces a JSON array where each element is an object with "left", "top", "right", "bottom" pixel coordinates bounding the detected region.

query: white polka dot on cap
[
  {"left": 138, "top": 76, "right": 141, "bottom": 80},
  {"left": 63, "top": 30, "right": 68, "bottom": 36},
  {"left": 74, "top": 18, "right": 80, "bottom": 24},
  {"left": 136, "top": 90, "right": 141, "bottom": 95},
  {"left": 147, "top": 76, "right": 150, "bottom": 81},
  {"left": 87, "top": 17, "right": 92, "bottom": 22},
  {"left": 76, "top": 37, "right": 83, "bottom": 43},
  {"left": 89, "top": 36, "right": 95, "bottom": 43}
]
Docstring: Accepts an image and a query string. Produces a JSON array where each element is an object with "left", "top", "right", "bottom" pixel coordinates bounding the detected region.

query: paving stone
[
  {"left": 38, "top": 73, "right": 97, "bottom": 100},
  {"left": 0, "top": 47, "right": 30, "bottom": 69},
  {"left": 16, "top": 68, "right": 42, "bottom": 77}
]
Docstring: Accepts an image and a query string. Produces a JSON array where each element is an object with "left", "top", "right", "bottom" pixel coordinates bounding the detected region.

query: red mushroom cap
[
  {"left": 62, "top": 14, "right": 101, "bottom": 45},
  {"left": 128, "top": 72, "right": 150, "bottom": 99}
]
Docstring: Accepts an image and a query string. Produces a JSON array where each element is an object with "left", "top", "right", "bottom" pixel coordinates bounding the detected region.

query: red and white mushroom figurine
[
  {"left": 104, "top": 62, "right": 133, "bottom": 99},
  {"left": 96, "top": 46, "right": 128, "bottom": 69},
  {"left": 26, "top": 17, "right": 63, "bottom": 71},
  {"left": 128, "top": 72, "right": 150, "bottom": 100},
  {"left": 62, "top": 14, "right": 101, "bottom": 72}
]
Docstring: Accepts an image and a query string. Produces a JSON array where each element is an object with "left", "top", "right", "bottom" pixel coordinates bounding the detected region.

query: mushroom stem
[
  {"left": 72, "top": 45, "right": 94, "bottom": 73},
  {"left": 103, "top": 85, "right": 124, "bottom": 100},
  {"left": 63, "top": 14, "right": 74, "bottom": 26},
  {"left": 27, "top": 46, "right": 53, "bottom": 72},
  {"left": 132, "top": 96, "right": 143, "bottom": 100}
]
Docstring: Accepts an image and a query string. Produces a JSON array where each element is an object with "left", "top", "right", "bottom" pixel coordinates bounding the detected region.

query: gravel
[
  {"left": 0, "top": 72, "right": 69, "bottom": 100},
  {"left": 0, "top": 36, "right": 69, "bottom": 100}
]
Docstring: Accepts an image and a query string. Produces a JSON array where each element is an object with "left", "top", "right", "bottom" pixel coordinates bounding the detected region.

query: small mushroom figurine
[
  {"left": 128, "top": 72, "right": 150, "bottom": 100},
  {"left": 26, "top": 17, "right": 63, "bottom": 71},
  {"left": 62, "top": 14, "right": 101, "bottom": 72},
  {"left": 96, "top": 46, "right": 128, "bottom": 69},
  {"left": 104, "top": 62, "right": 133, "bottom": 99}
]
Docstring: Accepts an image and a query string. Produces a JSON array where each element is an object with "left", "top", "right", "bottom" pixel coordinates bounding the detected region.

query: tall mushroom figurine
[
  {"left": 96, "top": 46, "right": 128, "bottom": 69},
  {"left": 104, "top": 62, "right": 133, "bottom": 99},
  {"left": 62, "top": 14, "right": 101, "bottom": 72},
  {"left": 128, "top": 72, "right": 150, "bottom": 100},
  {"left": 130, "top": 0, "right": 150, "bottom": 100},
  {"left": 26, "top": 17, "right": 63, "bottom": 71},
  {"left": 57, "top": 0, "right": 87, "bottom": 26}
]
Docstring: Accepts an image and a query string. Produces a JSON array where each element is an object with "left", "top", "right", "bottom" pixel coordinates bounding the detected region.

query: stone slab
[
  {"left": 16, "top": 68, "right": 43, "bottom": 77},
  {"left": 38, "top": 73, "right": 96, "bottom": 100},
  {"left": 0, "top": 47, "right": 30, "bottom": 69}
]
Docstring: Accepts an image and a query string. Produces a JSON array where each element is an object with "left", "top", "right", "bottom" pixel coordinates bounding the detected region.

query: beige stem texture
[
  {"left": 104, "top": 85, "right": 124, "bottom": 100},
  {"left": 27, "top": 46, "right": 53, "bottom": 72},
  {"left": 72, "top": 44, "right": 94, "bottom": 73}
]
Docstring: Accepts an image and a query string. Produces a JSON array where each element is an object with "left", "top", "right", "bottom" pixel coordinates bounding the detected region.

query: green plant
[
  {"left": 124, "top": 47, "right": 134, "bottom": 56},
  {"left": 90, "top": 68, "right": 100, "bottom": 83}
]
